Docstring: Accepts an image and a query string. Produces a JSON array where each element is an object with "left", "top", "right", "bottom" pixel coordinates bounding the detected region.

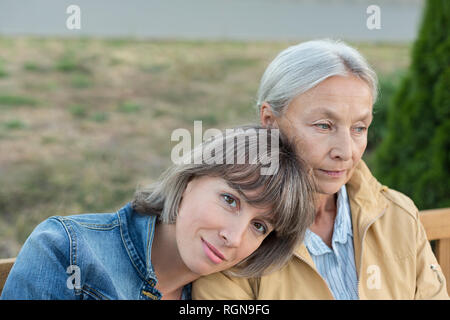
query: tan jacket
[{"left": 193, "top": 161, "right": 449, "bottom": 300}]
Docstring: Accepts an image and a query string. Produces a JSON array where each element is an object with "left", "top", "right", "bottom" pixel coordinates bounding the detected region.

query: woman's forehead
[
  {"left": 290, "top": 76, "right": 373, "bottom": 106},
  {"left": 286, "top": 87, "right": 373, "bottom": 119},
  {"left": 300, "top": 104, "right": 373, "bottom": 121}
]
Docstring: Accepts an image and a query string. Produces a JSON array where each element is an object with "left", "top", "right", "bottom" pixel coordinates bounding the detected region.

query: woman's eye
[
  {"left": 253, "top": 222, "right": 268, "bottom": 235},
  {"left": 354, "top": 126, "right": 367, "bottom": 133},
  {"left": 315, "top": 123, "right": 331, "bottom": 130},
  {"left": 222, "top": 194, "right": 237, "bottom": 208}
]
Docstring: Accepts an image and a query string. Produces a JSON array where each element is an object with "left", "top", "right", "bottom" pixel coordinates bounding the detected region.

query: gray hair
[
  {"left": 256, "top": 39, "right": 378, "bottom": 116},
  {"left": 132, "top": 125, "right": 316, "bottom": 277}
]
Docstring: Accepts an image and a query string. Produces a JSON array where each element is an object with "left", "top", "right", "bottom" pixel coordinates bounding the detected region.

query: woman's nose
[
  {"left": 330, "top": 129, "right": 352, "bottom": 161},
  {"left": 219, "top": 218, "right": 247, "bottom": 248}
]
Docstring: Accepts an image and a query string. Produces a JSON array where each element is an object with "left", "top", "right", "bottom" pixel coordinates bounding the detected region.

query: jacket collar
[
  {"left": 118, "top": 203, "right": 192, "bottom": 299},
  {"left": 117, "top": 203, "right": 159, "bottom": 285},
  {"left": 346, "top": 160, "right": 389, "bottom": 239},
  {"left": 346, "top": 160, "right": 389, "bottom": 276}
]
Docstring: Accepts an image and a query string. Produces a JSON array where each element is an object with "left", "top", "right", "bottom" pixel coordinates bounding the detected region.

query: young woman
[
  {"left": 193, "top": 40, "right": 449, "bottom": 300},
  {"left": 1, "top": 126, "right": 316, "bottom": 300}
]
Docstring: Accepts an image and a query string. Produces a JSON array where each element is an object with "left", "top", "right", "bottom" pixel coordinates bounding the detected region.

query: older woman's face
[{"left": 261, "top": 75, "right": 373, "bottom": 195}]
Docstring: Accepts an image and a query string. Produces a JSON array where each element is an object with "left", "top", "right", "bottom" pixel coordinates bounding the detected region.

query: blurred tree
[
  {"left": 372, "top": 0, "right": 450, "bottom": 210},
  {"left": 366, "top": 70, "right": 405, "bottom": 152}
]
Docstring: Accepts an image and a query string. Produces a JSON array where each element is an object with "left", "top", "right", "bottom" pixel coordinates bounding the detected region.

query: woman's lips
[
  {"left": 318, "top": 169, "right": 346, "bottom": 177},
  {"left": 201, "top": 239, "right": 225, "bottom": 264}
]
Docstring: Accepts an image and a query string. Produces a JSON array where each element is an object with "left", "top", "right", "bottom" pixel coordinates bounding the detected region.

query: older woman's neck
[
  {"left": 310, "top": 193, "right": 338, "bottom": 248},
  {"left": 315, "top": 193, "right": 337, "bottom": 214}
]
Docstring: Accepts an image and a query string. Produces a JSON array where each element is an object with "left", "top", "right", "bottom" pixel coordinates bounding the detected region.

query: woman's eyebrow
[
  {"left": 225, "top": 184, "right": 276, "bottom": 221},
  {"left": 256, "top": 210, "right": 276, "bottom": 226},
  {"left": 355, "top": 109, "right": 373, "bottom": 122}
]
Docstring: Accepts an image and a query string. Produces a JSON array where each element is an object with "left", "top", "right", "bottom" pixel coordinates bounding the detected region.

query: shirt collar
[
  {"left": 333, "top": 184, "right": 353, "bottom": 244},
  {"left": 304, "top": 229, "right": 331, "bottom": 255},
  {"left": 304, "top": 185, "right": 353, "bottom": 256}
]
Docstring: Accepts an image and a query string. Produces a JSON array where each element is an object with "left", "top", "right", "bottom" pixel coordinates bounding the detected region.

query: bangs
[{"left": 217, "top": 154, "right": 306, "bottom": 237}]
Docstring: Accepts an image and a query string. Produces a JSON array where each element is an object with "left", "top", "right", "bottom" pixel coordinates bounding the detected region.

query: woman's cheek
[{"left": 240, "top": 237, "right": 261, "bottom": 260}]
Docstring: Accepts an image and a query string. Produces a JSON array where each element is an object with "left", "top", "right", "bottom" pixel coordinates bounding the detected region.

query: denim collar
[
  {"left": 117, "top": 203, "right": 192, "bottom": 299},
  {"left": 304, "top": 185, "right": 353, "bottom": 256},
  {"left": 117, "top": 203, "right": 159, "bottom": 285}
]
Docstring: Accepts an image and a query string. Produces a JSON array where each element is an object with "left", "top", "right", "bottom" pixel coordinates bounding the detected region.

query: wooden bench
[
  {"left": 1, "top": 208, "right": 449, "bottom": 297},
  {"left": 418, "top": 207, "right": 450, "bottom": 296},
  {"left": 0, "top": 258, "right": 16, "bottom": 296}
]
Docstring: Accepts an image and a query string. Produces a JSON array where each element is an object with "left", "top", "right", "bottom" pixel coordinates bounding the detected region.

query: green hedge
[
  {"left": 371, "top": 0, "right": 450, "bottom": 210},
  {"left": 366, "top": 70, "right": 405, "bottom": 152}
]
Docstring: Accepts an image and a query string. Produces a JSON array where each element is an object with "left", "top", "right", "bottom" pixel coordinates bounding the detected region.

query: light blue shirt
[{"left": 304, "top": 185, "right": 359, "bottom": 300}]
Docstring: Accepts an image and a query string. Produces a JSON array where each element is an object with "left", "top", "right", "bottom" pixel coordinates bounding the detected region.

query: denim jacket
[{"left": 1, "top": 203, "right": 191, "bottom": 300}]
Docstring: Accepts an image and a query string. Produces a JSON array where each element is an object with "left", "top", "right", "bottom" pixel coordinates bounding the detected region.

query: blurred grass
[
  {"left": 0, "top": 95, "right": 38, "bottom": 107},
  {"left": 0, "top": 36, "right": 411, "bottom": 258},
  {"left": 0, "top": 59, "right": 8, "bottom": 78},
  {"left": 2, "top": 119, "right": 27, "bottom": 130}
]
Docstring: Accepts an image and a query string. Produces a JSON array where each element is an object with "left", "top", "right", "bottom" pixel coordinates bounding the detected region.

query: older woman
[
  {"left": 192, "top": 39, "right": 449, "bottom": 299},
  {"left": 1, "top": 126, "right": 315, "bottom": 300}
]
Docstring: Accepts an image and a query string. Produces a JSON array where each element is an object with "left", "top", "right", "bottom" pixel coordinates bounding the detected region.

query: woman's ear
[{"left": 260, "top": 102, "right": 278, "bottom": 128}]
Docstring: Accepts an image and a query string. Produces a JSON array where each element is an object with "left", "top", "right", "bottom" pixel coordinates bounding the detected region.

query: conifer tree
[{"left": 372, "top": 0, "right": 450, "bottom": 210}]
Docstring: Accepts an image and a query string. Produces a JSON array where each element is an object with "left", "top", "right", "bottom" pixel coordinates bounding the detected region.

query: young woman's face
[
  {"left": 261, "top": 75, "right": 373, "bottom": 195},
  {"left": 175, "top": 175, "right": 274, "bottom": 276}
]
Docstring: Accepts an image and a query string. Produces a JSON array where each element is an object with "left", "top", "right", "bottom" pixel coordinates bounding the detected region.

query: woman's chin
[
  {"left": 316, "top": 182, "right": 345, "bottom": 195},
  {"left": 185, "top": 260, "right": 219, "bottom": 277}
]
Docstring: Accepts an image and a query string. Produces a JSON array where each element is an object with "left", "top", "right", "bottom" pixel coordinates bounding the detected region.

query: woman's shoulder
[
  {"left": 381, "top": 186, "right": 419, "bottom": 221},
  {"left": 56, "top": 211, "right": 120, "bottom": 230},
  {"left": 26, "top": 216, "right": 71, "bottom": 249},
  {"left": 351, "top": 161, "right": 419, "bottom": 221},
  {"left": 20, "top": 211, "right": 121, "bottom": 259},
  {"left": 20, "top": 208, "right": 125, "bottom": 267},
  {"left": 25, "top": 210, "right": 121, "bottom": 246}
]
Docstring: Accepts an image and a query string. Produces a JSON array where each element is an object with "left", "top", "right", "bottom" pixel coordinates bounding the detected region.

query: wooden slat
[
  {"left": 436, "top": 239, "right": 450, "bottom": 296},
  {"left": 420, "top": 208, "right": 450, "bottom": 296},
  {"left": 0, "top": 258, "right": 16, "bottom": 296},
  {"left": 419, "top": 208, "right": 450, "bottom": 241}
]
